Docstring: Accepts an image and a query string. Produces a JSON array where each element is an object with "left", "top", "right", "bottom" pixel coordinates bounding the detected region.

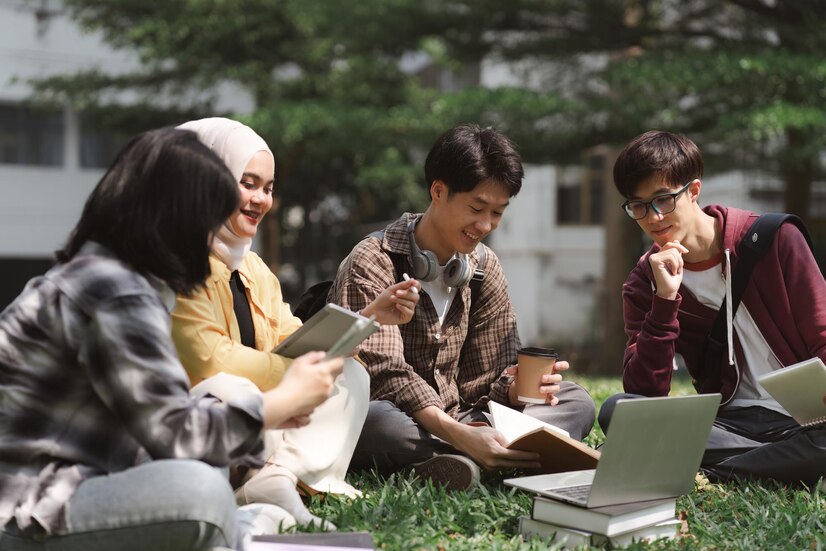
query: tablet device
[{"left": 274, "top": 303, "right": 379, "bottom": 359}]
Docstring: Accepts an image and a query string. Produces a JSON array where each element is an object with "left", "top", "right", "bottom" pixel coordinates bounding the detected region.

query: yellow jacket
[{"left": 172, "top": 252, "right": 302, "bottom": 391}]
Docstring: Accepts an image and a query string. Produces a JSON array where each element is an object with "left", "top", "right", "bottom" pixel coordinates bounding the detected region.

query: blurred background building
[{"left": 3, "top": 0, "right": 824, "bottom": 372}]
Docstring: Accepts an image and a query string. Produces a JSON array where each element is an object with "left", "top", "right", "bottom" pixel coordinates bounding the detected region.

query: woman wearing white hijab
[{"left": 171, "top": 118, "right": 420, "bottom": 530}]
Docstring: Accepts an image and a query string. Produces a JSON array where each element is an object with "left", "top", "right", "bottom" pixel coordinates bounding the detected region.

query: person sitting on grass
[
  {"left": 328, "top": 123, "right": 596, "bottom": 491},
  {"left": 171, "top": 117, "right": 421, "bottom": 529},
  {"left": 0, "top": 127, "right": 344, "bottom": 551},
  {"left": 599, "top": 130, "right": 826, "bottom": 487}
]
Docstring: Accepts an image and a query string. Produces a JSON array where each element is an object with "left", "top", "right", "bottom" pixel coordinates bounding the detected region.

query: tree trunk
[
  {"left": 596, "top": 146, "right": 643, "bottom": 376},
  {"left": 601, "top": 183, "right": 643, "bottom": 376},
  {"left": 781, "top": 129, "right": 814, "bottom": 223}
]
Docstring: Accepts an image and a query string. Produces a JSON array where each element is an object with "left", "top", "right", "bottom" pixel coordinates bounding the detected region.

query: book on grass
[
  {"left": 487, "top": 401, "right": 600, "bottom": 473},
  {"left": 531, "top": 495, "right": 676, "bottom": 537},
  {"left": 250, "top": 531, "right": 374, "bottom": 550},
  {"left": 758, "top": 357, "right": 826, "bottom": 427},
  {"left": 519, "top": 515, "right": 680, "bottom": 548},
  {"left": 274, "top": 303, "right": 379, "bottom": 359}
]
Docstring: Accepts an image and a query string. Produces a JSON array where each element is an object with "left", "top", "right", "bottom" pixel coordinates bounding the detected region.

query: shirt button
[
  {"left": 434, "top": 333, "right": 441, "bottom": 341},
  {"left": 435, "top": 368, "right": 440, "bottom": 375}
]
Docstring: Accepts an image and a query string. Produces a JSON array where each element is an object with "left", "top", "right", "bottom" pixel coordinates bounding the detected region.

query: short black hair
[
  {"left": 613, "top": 130, "right": 704, "bottom": 198},
  {"left": 58, "top": 127, "right": 239, "bottom": 295},
  {"left": 424, "top": 124, "right": 524, "bottom": 197}
]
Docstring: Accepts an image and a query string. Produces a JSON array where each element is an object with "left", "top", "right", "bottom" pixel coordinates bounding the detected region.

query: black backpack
[
  {"left": 292, "top": 231, "right": 487, "bottom": 323},
  {"left": 694, "top": 213, "right": 813, "bottom": 392}
]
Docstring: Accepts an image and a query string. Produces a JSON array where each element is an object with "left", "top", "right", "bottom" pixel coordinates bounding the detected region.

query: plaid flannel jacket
[
  {"left": 329, "top": 213, "right": 518, "bottom": 418},
  {"left": 0, "top": 242, "right": 265, "bottom": 534}
]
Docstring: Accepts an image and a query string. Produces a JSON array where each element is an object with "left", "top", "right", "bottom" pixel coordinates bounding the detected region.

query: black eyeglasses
[{"left": 621, "top": 181, "right": 693, "bottom": 220}]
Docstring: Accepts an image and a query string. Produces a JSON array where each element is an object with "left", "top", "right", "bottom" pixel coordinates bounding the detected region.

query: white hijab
[{"left": 177, "top": 117, "right": 274, "bottom": 270}]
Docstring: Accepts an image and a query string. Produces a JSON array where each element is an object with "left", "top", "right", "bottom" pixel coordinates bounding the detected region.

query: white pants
[{"left": 193, "top": 358, "right": 369, "bottom": 497}]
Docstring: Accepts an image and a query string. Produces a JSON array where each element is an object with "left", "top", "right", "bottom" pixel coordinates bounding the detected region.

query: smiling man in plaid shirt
[{"left": 329, "top": 124, "right": 596, "bottom": 490}]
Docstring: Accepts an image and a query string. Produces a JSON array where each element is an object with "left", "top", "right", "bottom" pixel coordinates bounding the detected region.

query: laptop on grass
[{"left": 505, "top": 394, "right": 720, "bottom": 508}]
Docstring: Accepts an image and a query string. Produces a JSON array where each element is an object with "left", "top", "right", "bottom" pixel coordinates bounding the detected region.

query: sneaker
[
  {"left": 238, "top": 503, "right": 296, "bottom": 535},
  {"left": 412, "top": 454, "right": 480, "bottom": 491}
]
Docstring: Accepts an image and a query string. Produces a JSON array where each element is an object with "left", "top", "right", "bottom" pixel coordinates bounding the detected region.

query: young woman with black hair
[{"left": 0, "top": 127, "right": 342, "bottom": 550}]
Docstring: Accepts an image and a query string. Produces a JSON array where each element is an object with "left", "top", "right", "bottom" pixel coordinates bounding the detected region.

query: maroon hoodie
[{"left": 621, "top": 205, "right": 826, "bottom": 405}]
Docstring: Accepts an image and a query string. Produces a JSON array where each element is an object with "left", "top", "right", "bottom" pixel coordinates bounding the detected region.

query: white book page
[{"left": 488, "top": 401, "right": 570, "bottom": 444}]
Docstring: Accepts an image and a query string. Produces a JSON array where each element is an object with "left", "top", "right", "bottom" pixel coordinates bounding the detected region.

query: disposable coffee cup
[{"left": 516, "top": 347, "right": 559, "bottom": 404}]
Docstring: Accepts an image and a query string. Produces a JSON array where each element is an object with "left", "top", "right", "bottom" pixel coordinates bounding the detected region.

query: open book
[
  {"left": 487, "top": 401, "right": 600, "bottom": 473},
  {"left": 758, "top": 357, "right": 826, "bottom": 427},
  {"left": 274, "top": 303, "right": 379, "bottom": 359}
]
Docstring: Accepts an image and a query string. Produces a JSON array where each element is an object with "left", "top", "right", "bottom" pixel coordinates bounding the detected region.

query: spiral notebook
[{"left": 758, "top": 357, "right": 826, "bottom": 427}]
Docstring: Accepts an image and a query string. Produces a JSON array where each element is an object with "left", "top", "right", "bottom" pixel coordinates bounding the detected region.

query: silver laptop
[{"left": 505, "top": 394, "right": 720, "bottom": 508}]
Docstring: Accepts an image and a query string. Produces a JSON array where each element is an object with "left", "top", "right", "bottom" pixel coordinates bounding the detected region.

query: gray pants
[
  {"left": 350, "top": 381, "right": 596, "bottom": 474},
  {"left": 598, "top": 393, "right": 826, "bottom": 487},
  {"left": 0, "top": 460, "right": 243, "bottom": 551}
]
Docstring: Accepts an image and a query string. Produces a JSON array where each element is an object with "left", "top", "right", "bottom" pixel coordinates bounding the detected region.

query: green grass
[{"left": 305, "top": 376, "right": 826, "bottom": 550}]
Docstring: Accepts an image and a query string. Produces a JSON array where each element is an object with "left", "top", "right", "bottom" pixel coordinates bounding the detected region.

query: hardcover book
[
  {"left": 530, "top": 495, "right": 676, "bottom": 537},
  {"left": 488, "top": 401, "right": 600, "bottom": 473},
  {"left": 250, "top": 532, "right": 374, "bottom": 550},
  {"left": 519, "top": 515, "right": 681, "bottom": 547}
]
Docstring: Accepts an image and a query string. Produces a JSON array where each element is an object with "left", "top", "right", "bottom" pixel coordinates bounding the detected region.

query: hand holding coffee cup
[{"left": 514, "top": 347, "right": 562, "bottom": 405}]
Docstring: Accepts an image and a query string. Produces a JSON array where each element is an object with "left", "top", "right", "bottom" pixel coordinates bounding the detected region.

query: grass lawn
[{"left": 306, "top": 375, "right": 826, "bottom": 550}]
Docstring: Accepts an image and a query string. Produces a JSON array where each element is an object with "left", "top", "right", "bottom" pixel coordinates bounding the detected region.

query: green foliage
[
  {"left": 32, "top": 0, "right": 826, "bottom": 294},
  {"left": 431, "top": 0, "right": 826, "bottom": 218},
  {"left": 307, "top": 472, "right": 826, "bottom": 550},
  {"left": 300, "top": 376, "right": 825, "bottom": 550}
]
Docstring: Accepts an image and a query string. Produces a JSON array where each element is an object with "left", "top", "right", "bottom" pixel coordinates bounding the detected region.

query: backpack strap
[
  {"left": 367, "top": 230, "right": 408, "bottom": 284},
  {"left": 713, "top": 213, "right": 811, "bottom": 338},
  {"left": 696, "top": 213, "right": 812, "bottom": 390},
  {"left": 469, "top": 242, "right": 487, "bottom": 307}
]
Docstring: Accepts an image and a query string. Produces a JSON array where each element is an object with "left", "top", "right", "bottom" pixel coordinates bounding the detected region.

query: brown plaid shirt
[{"left": 329, "top": 213, "right": 517, "bottom": 418}]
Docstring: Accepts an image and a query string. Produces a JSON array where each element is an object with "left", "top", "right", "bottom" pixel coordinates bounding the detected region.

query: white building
[
  {"left": 0, "top": 0, "right": 252, "bottom": 307},
  {"left": 0, "top": 1, "right": 802, "bottom": 350}
]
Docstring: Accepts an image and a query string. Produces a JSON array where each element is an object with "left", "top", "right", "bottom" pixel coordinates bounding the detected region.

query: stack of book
[{"left": 519, "top": 495, "right": 681, "bottom": 548}]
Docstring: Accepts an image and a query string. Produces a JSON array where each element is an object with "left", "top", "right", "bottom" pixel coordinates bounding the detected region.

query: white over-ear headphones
[{"left": 407, "top": 217, "right": 475, "bottom": 288}]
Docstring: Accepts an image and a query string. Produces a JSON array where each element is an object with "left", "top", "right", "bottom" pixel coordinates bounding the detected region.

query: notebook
[
  {"left": 274, "top": 303, "right": 379, "bottom": 359},
  {"left": 505, "top": 393, "right": 721, "bottom": 508},
  {"left": 758, "top": 357, "right": 826, "bottom": 427}
]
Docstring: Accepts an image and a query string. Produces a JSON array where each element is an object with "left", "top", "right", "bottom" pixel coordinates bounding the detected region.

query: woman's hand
[
  {"left": 361, "top": 278, "right": 422, "bottom": 325},
  {"left": 261, "top": 351, "right": 344, "bottom": 428},
  {"left": 276, "top": 415, "right": 311, "bottom": 429}
]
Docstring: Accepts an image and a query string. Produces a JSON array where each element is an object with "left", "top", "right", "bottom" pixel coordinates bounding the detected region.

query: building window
[
  {"left": 557, "top": 149, "right": 614, "bottom": 225},
  {"left": 80, "top": 113, "right": 132, "bottom": 168},
  {"left": 557, "top": 179, "right": 582, "bottom": 224},
  {"left": 0, "top": 103, "right": 64, "bottom": 166}
]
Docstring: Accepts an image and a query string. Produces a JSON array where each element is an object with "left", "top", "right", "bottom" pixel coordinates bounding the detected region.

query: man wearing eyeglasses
[{"left": 599, "top": 130, "right": 826, "bottom": 487}]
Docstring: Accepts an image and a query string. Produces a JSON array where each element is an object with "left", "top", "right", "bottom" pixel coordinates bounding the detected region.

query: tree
[
  {"left": 431, "top": 0, "right": 826, "bottom": 223},
  {"left": 32, "top": 0, "right": 826, "bottom": 372},
  {"left": 424, "top": 0, "right": 826, "bottom": 372}
]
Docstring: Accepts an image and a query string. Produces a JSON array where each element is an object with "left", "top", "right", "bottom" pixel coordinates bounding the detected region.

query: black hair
[
  {"left": 424, "top": 123, "right": 524, "bottom": 197},
  {"left": 613, "top": 130, "right": 704, "bottom": 198},
  {"left": 57, "top": 127, "right": 239, "bottom": 295}
]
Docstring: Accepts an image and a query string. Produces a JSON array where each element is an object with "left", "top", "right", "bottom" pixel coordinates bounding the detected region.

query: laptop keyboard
[{"left": 545, "top": 484, "right": 592, "bottom": 505}]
